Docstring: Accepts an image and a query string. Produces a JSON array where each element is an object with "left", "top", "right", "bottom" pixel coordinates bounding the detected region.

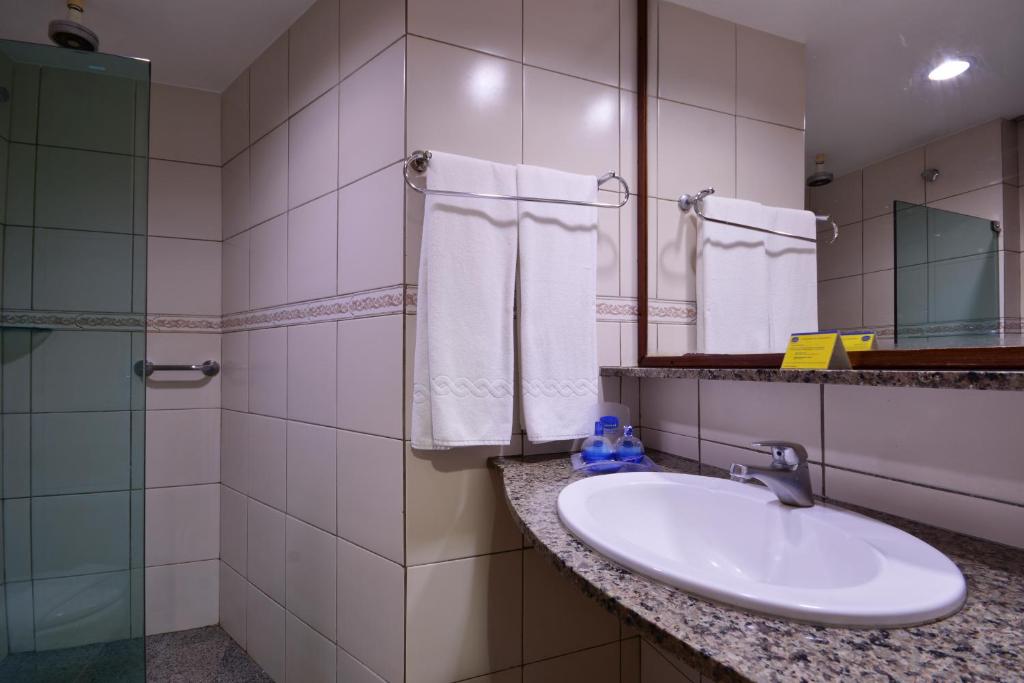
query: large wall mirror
[{"left": 636, "top": 0, "right": 1024, "bottom": 367}]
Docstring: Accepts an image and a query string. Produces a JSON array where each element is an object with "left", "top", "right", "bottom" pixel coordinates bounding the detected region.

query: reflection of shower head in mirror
[
  {"left": 49, "top": 1, "right": 99, "bottom": 52},
  {"left": 806, "top": 153, "right": 834, "bottom": 187}
]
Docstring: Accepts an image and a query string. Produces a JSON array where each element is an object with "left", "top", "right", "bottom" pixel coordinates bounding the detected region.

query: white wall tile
[
  {"left": 221, "top": 331, "right": 249, "bottom": 412},
  {"left": 145, "top": 559, "right": 219, "bottom": 635},
  {"left": 523, "top": 548, "right": 618, "bottom": 663},
  {"left": 817, "top": 275, "right": 861, "bottom": 330},
  {"left": 639, "top": 639, "right": 699, "bottom": 683},
  {"left": 246, "top": 583, "right": 286, "bottom": 683},
  {"left": 286, "top": 517, "right": 337, "bottom": 640},
  {"left": 289, "top": 87, "right": 339, "bottom": 209},
  {"left": 250, "top": 214, "right": 288, "bottom": 310},
  {"left": 286, "top": 613, "right": 338, "bottom": 683},
  {"left": 337, "top": 430, "right": 404, "bottom": 563},
  {"left": 523, "top": 67, "right": 619, "bottom": 177},
  {"left": 736, "top": 118, "right": 804, "bottom": 210},
  {"left": 338, "top": 40, "right": 405, "bottom": 187},
  {"left": 639, "top": 378, "right": 698, "bottom": 437},
  {"left": 407, "top": 37, "right": 523, "bottom": 166},
  {"left": 655, "top": 198, "right": 697, "bottom": 301},
  {"left": 524, "top": 642, "right": 619, "bottom": 683},
  {"left": 287, "top": 421, "right": 338, "bottom": 532},
  {"left": 926, "top": 183, "right": 1007, "bottom": 227},
  {"left": 641, "top": 428, "right": 698, "bottom": 460},
  {"left": 339, "top": 0, "right": 405, "bottom": 79},
  {"left": 337, "top": 647, "right": 386, "bottom": 683},
  {"left": 146, "top": 409, "right": 220, "bottom": 488},
  {"left": 221, "top": 409, "right": 249, "bottom": 494},
  {"left": 145, "top": 484, "right": 220, "bottom": 566},
  {"left": 597, "top": 322, "right": 621, "bottom": 367},
  {"left": 250, "top": 123, "right": 289, "bottom": 227},
  {"left": 150, "top": 84, "right": 220, "bottom": 166},
  {"left": 863, "top": 148, "right": 924, "bottom": 220},
  {"left": 523, "top": 0, "right": 619, "bottom": 86},
  {"left": 288, "top": 192, "right": 338, "bottom": 302},
  {"left": 405, "top": 446, "right": 522, "bottom": 565},
  {"left": 249, "top": 414, "right": 287, "bottom": 511},
  {"left": 248, "top": 327, "right": 287, "bottom": 418},
  {"left": 219, "top": 561, "right": 247, "bottom": 646},
  {"left": 338, "top": 164, "right": 403, "bottom": 294},
  {"left": 657, "top": 99, "right": 734, "bottom": 201},
  {"left": 409, "top": 0, "right": 521, "bottom": 60},
  {"left": 289, "top": 0, "right": 340, "bottom": 115},
  {"left": 824, "top": 385, "right": 1024, "bottom": 505},
  {"left": 736, "top": 26, "right": 804, "bottom": 129},
  {"left": 826, "top": 467, "right": 1024, "bottom": 549},
  {"left": 337, "top": 539, "right": 404, "bottom": 682},
  {"left": 147, "top": 237, "right": 222, "bottom": 316},
  {"left": 148, "top": 160, "right": 221, "bottom": 240},
  {"left": 145, "top": 333, "right": 221, "bottom": 410},
  {"left": 337, "top": 315, "right": 403, "bottom": 438},
  {"left": 247, "top": 499, "right": 287, "bottom": 604},
  {"left": 658, "top": 3, "right": 734, "bottom": 113},
  {"left": 862, "top": 214, "right": 894, "bottom": 273},
  {"left": 220, "top": 484, "right": 247, "bottom": 575},
  {"left": 406, "top": 552, "right": 523, "bottom": 683},
  {"left": 862, "top": 269, "right": 894, "bottom": 326},
  {"left": 250, "top": 33, "right": 289, "bottom": 143},
  {"left": 221, "top": 150, "right": 250, "bottom": 239},
  {"left": 223, "top": 230, "right": 251, "bottom": 314},
  {"left": 221, "top": 70, "right": 250, "bottom": 164},
  {"left": 817, "top": 221, "right": 862, "bottom": 281},
  {"left": 287, "top": 322, "right": 338, "bottom": 425},
  {"left": 925, "top": 119, "right": 1007, "bottom": 202},
  {"left": 808, "top": 171, "right": 861, "bottom": 227}
]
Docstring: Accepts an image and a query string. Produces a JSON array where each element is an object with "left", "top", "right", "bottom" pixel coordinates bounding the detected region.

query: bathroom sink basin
[{"left": 557, "top": 472, "right": 966, "bottom": 627}]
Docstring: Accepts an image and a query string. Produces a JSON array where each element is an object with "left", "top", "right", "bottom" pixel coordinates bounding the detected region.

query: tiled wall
[
  {"left": 640, "top": 378, "right": 1024, "bottom": 550},
  {"left": 645, "top": 1, "right": 806, "bottom": 356},
  {"left": 810, "top": 119, "right": 1021, "bottom": 337},
  {"left": 143, "top": 83, "right": 223, "bottom": 635}
]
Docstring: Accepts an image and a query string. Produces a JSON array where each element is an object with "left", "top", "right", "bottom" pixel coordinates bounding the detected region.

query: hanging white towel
[
  {"left": 517, "top": 164, "right": 599, "bottom": 443},
  {"left": 765, "top": 206, "right": 819, "bottom": 351},
  {"left": 696, "top": 196, "right": 771, "bottom": 353},
  {"left": 412, "top": 152, "right": 518, "bottom": 449}
]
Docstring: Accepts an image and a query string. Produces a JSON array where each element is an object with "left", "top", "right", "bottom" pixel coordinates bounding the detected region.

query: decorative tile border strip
[
  {"left": 2, "top": 309, "right": 147, "bottom": 332},
  {"left": 648, "top": 299, "right": 697, "bottom": 325},
  {"left": 148, "top": 314, "right": 222, "bottom": 333},
  {"left": 221, "top": 285, "right": 406, "bottom": 332}
]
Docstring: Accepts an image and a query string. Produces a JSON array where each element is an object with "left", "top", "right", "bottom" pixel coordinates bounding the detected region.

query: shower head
[
  {"left": 806, "top": 153, "right": 834, "bottom": 187},
  {"left": 49, "top": 1, "right": 99, "bottom": 52}
]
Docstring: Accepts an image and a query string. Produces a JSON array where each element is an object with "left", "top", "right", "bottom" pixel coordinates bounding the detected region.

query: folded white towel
[
  {"left": 517, "top": 164, "right": 599, "bottom": 443},
  {"left": 412, "top": 152, "right": 518, "bottom": 449},
  {"left": 696, "top": 196, "right": 771, "bottom": 353},
  {"left": 765, "top": 207, "right": 819, "bottom": 351}
]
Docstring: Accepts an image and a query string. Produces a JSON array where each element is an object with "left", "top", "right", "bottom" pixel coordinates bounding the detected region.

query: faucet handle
[{"left": 750, "top": 441, "right": 808, "bottom": 469}]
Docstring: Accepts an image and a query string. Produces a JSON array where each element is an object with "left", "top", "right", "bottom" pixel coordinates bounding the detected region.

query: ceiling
[
  {"left": 0, "top": 0, "right": 317, "bottom": 91},
  {"left": 667, "top": 0, "right": 1024, "bottom": 176}
]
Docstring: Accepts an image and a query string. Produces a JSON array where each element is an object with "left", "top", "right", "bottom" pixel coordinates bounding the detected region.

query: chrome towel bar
[
  {"left": 403, "top": 150, "right": 631, "bottom": 208},
  {"left": 678, "top": 187, "right": 839, "bottom": 244},
  {"left": 135, "top": 360, "right": 220, "bottom": 378}
]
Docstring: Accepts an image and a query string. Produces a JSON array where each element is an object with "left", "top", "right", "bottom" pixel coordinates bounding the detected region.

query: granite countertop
[
  {"left": 493, "top": 452, "right": 1024, "bottom": 682},
  {"left": 601, "top": 366, "right": 1024, "bottom": 391}
]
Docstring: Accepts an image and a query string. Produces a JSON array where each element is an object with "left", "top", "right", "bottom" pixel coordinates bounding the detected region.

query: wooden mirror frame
[{"left": 632, "top": 1, "right": 1024, "bottom": 371}]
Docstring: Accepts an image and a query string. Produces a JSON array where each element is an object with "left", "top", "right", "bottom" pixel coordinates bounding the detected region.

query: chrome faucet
[{"left": 730, "top": 441, "right": 814, "bottom": 507}]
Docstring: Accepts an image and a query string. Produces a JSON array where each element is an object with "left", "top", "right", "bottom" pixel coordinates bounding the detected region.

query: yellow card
[
  {"left": 781, "top": 332, "right": 851, "bottom": 369},
  {"left": 841, "top": 332, "right": 877, "bottom": 351}
]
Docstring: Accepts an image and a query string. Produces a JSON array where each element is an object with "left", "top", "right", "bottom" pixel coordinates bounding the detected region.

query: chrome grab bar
[{"left": 135, "top": 360, "right": 220, "bottom": 378}]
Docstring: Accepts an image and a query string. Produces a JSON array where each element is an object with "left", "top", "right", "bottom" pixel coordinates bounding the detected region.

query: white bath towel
[
  {"left": 412, "top": 152, "right": 518, "bottom": 449},
  {"left": 765, "top": 206, "right": 819, "bottom": 352},
  {"left": 696, "top": 196, "right": 771, "bottom": 353},
  {"left": 517, "top": 164, "right": 599, "bottom": 443}
]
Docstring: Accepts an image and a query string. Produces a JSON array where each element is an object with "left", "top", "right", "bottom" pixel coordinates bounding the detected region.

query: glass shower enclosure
[{"left": 0, "top": 39, "right": 149, "bottom": 679}]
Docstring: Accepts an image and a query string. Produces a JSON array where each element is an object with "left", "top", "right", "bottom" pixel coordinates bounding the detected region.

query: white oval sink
[{"left": 557, "top": 472, "right": 966, "bottom": 627}]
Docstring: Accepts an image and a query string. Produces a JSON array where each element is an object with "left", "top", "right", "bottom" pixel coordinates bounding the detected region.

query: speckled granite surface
[
  {"left": 601, "top": 366, "right": 1024, "bottom": 391},
  {"left": 494, "top": 453, "right": 1024, "bottom": 683}
]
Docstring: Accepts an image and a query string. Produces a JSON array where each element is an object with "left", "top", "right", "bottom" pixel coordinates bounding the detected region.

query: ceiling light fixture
[{"left": 928, "top": 59, "right": 970, "bottom": 81}]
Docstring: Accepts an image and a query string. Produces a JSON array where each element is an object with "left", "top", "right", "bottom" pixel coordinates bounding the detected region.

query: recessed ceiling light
[{"left": 928, "top": 59, "right": 970, "bottom": 81}]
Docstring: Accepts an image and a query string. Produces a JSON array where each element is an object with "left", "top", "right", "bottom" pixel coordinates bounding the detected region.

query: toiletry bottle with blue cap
[
  {"left": 614, "top": 425, "right": 645, "bottom": 463},
  {"left": 580, "top": 421, "right": 613, "bottom": 463},
  {"left": 599, "top": 415, "right": 623, "bottom": 448}
]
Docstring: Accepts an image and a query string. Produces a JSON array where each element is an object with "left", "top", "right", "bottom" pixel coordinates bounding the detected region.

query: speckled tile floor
[{"left": 0, "top": 626, "right": 272, "bottom": 682}]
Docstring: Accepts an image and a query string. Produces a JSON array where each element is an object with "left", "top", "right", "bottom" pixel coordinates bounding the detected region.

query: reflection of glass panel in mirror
[
  {"left": 894, "top": 201, "right": 1004, "bottom": 347},
  {"left": 642, "top": 0, "right": 1024, "bottom": 358}
]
